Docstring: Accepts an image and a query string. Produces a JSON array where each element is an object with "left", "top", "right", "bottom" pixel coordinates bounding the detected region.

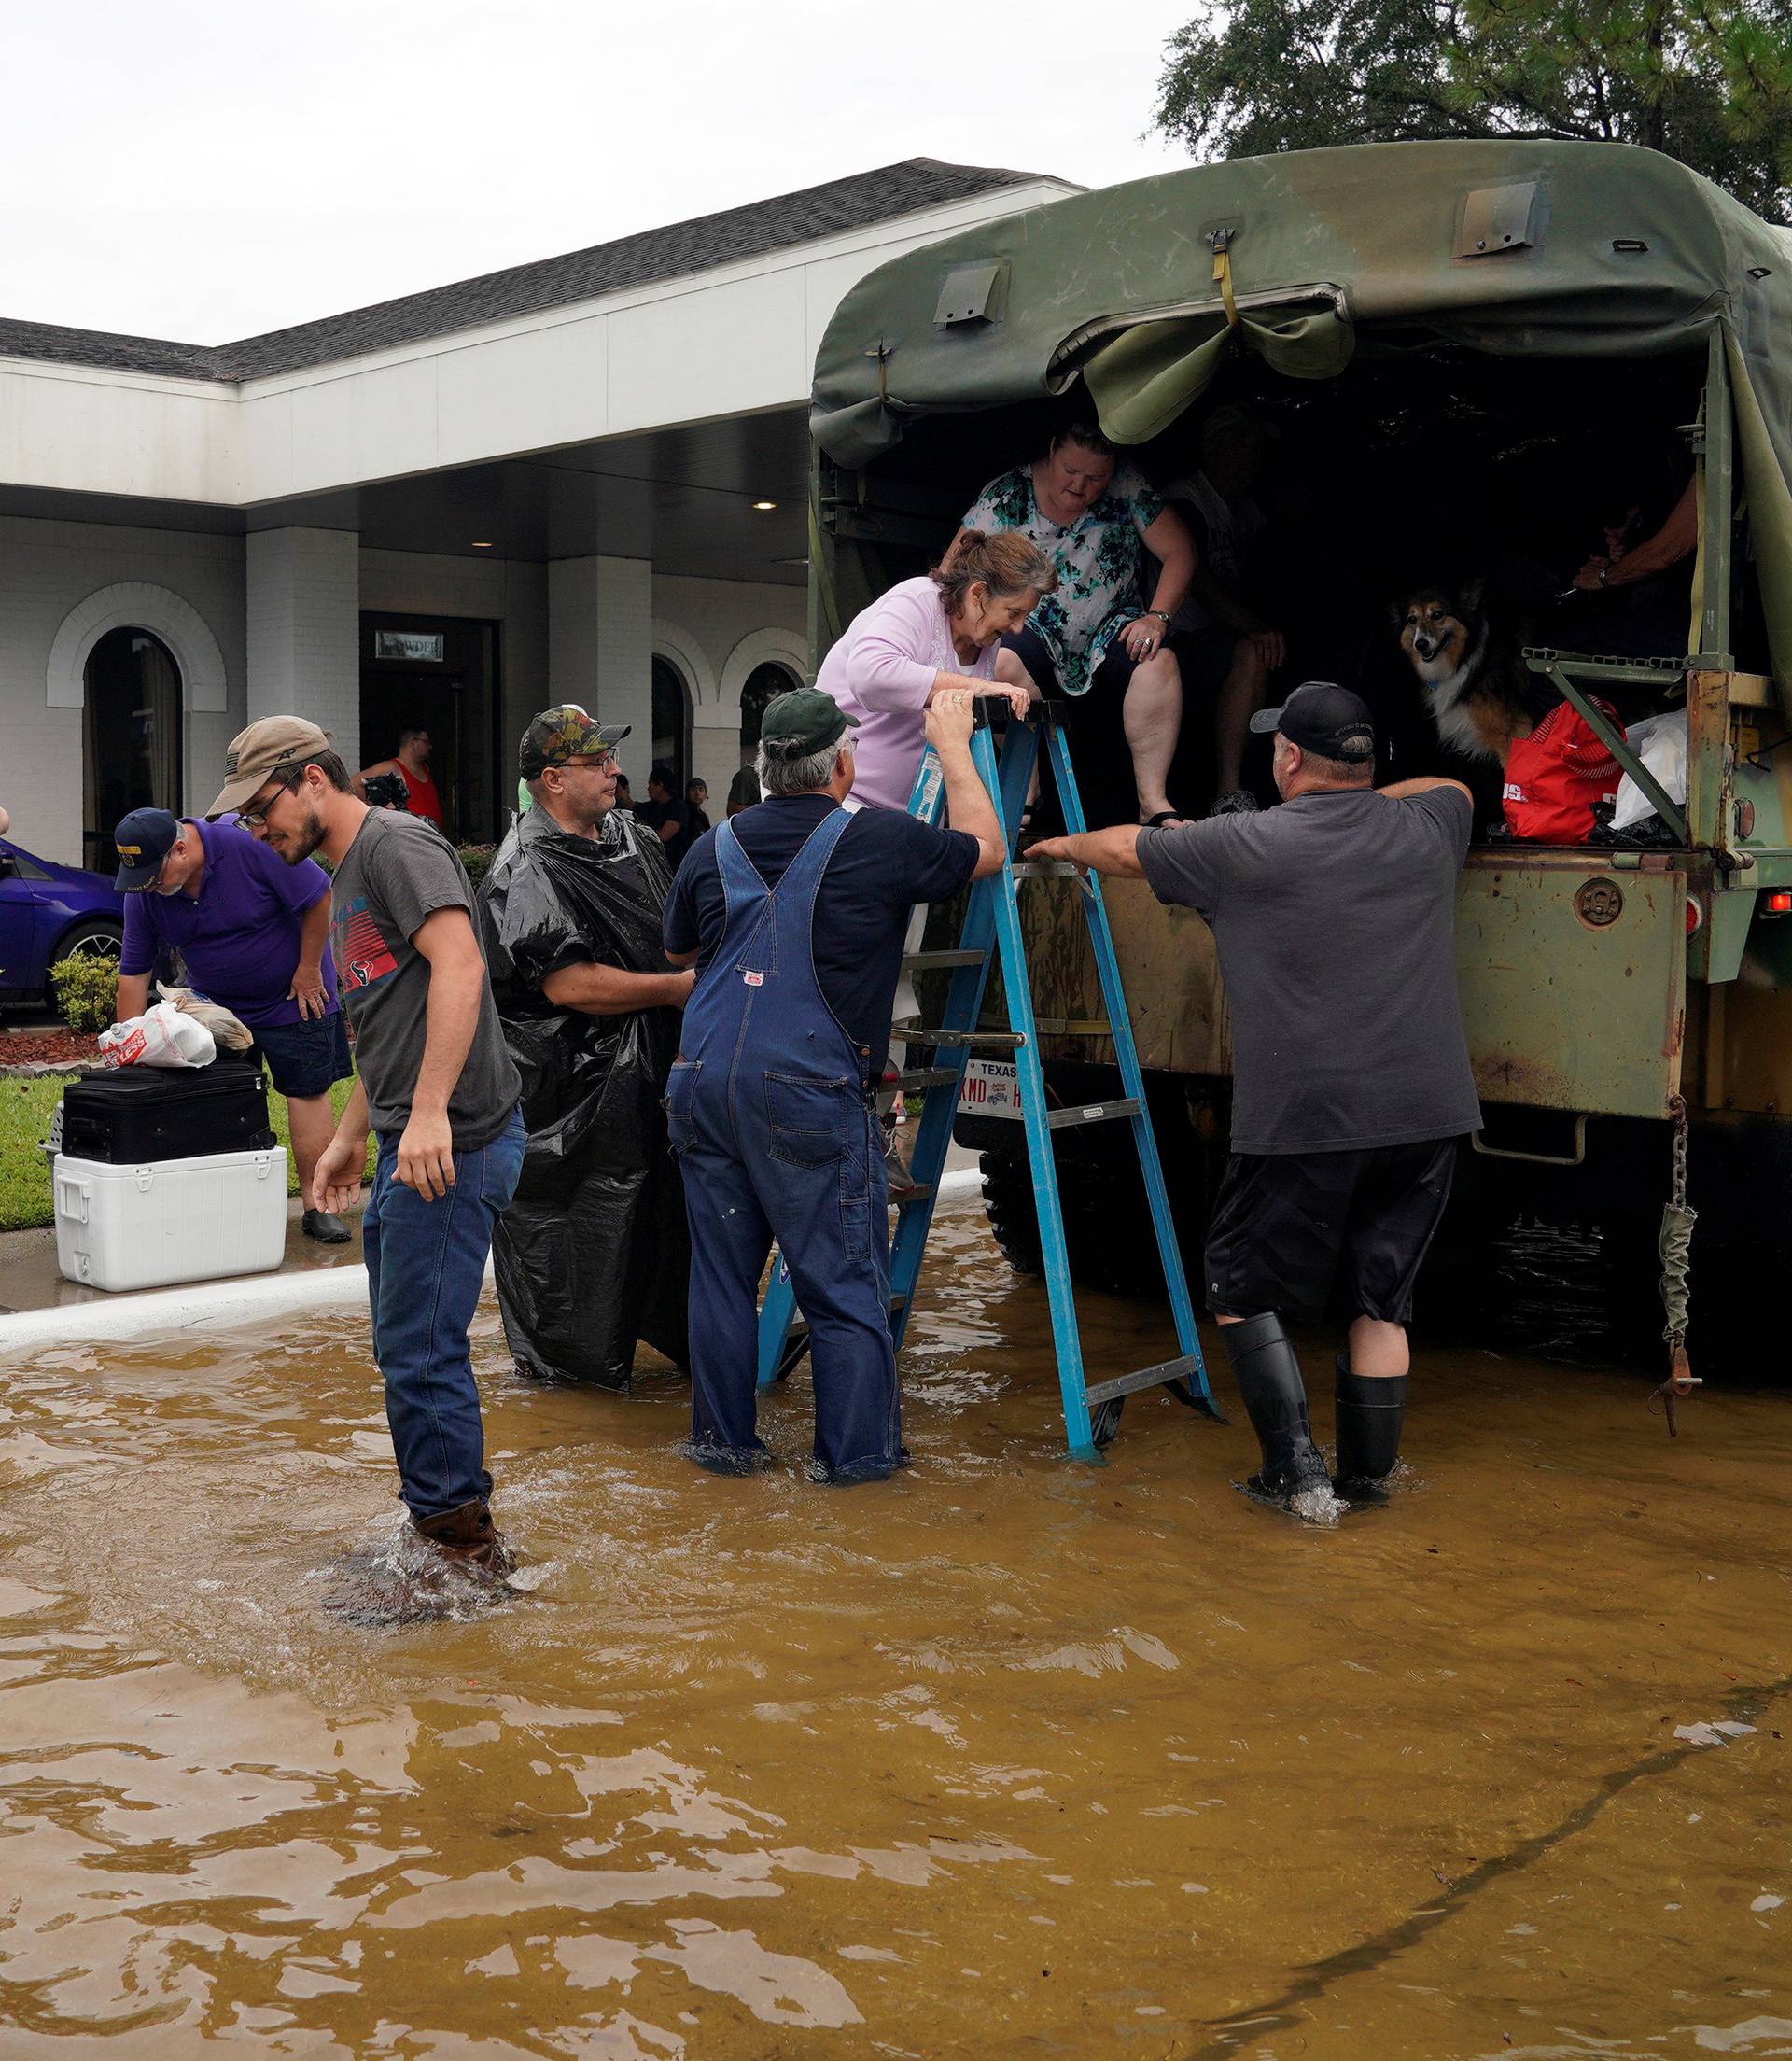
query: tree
[{"left": 1155, "top": 0, "right": 1792, "bottom": 219}]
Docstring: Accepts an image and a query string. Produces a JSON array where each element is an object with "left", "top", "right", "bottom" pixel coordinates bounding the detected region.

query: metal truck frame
[{"left": 805, "top": 140, "right": 1792, "bottom": 1290}]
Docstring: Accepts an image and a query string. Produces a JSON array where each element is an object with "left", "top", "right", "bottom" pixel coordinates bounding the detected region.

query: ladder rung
[
  {"left": 898, "top": 1029, "right": 1025, "bottom": 1050},
  {"left": 1010, "top": 860, "right": 1084, "bottom": 880},
  {"left": 1084, "top": 1355, "right": 1206, "bottom": 1407},
  {"left": 894, "top": 1067, "right": 959, "bottom": 1092},
  {"left": 1043, "top": 1097, "right": 1141, "bottom": 1130},
  {"left": 902, "top": 948, "right": 987, "bottom": 971},
  {"left": 1031, "top": 1017, "right": 1113, "bottom": 1038},
  {"left": 888, "top": 1181, "right": 934, "bottom": 1205}
]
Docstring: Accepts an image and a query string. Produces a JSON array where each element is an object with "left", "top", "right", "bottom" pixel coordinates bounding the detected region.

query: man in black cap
[
  {"left": 477, "top": 707, "right": 694, "bottom": 1390},
  {"left": 1031, "top": 681, "right": 1480, "bottom": 1519}
]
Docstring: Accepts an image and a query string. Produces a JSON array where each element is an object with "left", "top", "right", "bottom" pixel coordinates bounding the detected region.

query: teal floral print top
[{"left": 961, "top": 462, "right": 1166, "bottom": 694}]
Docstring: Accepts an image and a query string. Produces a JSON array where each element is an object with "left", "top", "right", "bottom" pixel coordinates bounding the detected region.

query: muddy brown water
[{"left": 2, "top": 1204, "right": 1789, "bottom": 2059}]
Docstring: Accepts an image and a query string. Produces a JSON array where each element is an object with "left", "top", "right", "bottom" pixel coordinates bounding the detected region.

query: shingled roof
[{"left": 0, "top": 159, "right": 1056, "bottom": 386}]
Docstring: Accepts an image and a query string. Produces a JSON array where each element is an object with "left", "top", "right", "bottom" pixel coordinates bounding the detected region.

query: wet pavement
[
  {"left": 2, "top": 1199, "right": 1788, "bottom": 2057},
  {"left": 0, "top": 1196, "right": 365, "bottom": 1315}
]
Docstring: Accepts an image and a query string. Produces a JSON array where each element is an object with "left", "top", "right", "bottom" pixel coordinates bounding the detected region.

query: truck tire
[
  {"left": 978, "top": 1143, "right": 1044, "bottom": 1278},
  {"left": 978, "top": 1131, "right": 1209, "bottom": 1299}
]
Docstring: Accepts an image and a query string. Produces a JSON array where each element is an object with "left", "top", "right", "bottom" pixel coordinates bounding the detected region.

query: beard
[{"left": 273, "top": 801, "right": 329, "bottom": 865}]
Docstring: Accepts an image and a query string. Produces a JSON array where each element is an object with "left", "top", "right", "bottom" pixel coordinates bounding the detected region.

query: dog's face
[{"left": 1396, "top": 586, "right": 1477, "bottom": 675}]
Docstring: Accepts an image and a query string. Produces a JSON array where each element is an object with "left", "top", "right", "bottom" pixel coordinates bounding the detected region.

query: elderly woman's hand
[
  {"left": 984, "top": 681, "right": 1032, "bottom": 719},
  {"left": 1120, "top": 613, "right": 1168, "bottom": 662}
]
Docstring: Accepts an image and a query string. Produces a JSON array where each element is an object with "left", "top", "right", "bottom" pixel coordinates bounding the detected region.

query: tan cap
[{"left": 206, "top": 717, "right": 334, "bottom": 818}]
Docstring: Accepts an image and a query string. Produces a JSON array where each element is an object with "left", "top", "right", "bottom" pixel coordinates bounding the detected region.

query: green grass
[{"left": 0, "top": 1073, "right": 375, "bottom": 1233}]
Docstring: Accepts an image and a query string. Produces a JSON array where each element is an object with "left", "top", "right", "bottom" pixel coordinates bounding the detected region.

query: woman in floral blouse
[{"left": 953, "top": 421, "right": 1197, "bottom": 824}]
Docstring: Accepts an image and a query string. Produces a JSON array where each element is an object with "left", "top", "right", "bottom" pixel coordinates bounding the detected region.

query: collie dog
[{"left": 1396, "top": 582, "right": 1533, "bottom": 764}]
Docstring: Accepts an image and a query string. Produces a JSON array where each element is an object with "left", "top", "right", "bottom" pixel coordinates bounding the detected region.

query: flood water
[{"left": 3, "top": 1200, "right": 1789, "bottom": 2058}]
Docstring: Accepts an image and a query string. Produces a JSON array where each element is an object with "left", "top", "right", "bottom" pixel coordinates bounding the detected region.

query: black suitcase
[{"left": 61, "top": 1061, "right": 277, "bottom": 1165}]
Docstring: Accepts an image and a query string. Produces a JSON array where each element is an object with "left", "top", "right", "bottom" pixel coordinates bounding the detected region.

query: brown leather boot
[{"left": 412, "top": 1499, "right": 517, "bottom": 1578}]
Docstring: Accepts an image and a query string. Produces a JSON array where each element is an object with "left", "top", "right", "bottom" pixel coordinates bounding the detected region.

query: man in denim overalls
[{"left": 662, "top": 688, "right": 1004, "bottom": 1481}]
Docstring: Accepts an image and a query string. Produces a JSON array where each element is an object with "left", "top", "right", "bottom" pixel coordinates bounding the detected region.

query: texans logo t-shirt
[{"left": 327, "top": 809, "right": 518, "bottom": 1147}]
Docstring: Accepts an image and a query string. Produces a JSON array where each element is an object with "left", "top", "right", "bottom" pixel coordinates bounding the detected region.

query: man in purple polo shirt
[{"left": 113, "top": 806, "right": 354, "bottom": 1242}]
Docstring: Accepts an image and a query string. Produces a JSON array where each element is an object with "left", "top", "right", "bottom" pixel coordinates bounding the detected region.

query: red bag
[{"left": 1502, "top": 699, "right": 1624, "bottom": 844}]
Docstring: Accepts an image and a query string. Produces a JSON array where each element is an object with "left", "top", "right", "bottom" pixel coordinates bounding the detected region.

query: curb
[{"left": 0, "top": 1164, "right": 987, "bottom": 1358}]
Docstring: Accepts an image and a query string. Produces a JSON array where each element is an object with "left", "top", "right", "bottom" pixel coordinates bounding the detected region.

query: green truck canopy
[{"left": 812, "top": 139, "right": 1792, "bottom": 697}]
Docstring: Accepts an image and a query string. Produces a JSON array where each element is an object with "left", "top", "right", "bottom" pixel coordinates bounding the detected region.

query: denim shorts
[{"left": 249, "top": 1012, "right": 353, "bottom": 1100}]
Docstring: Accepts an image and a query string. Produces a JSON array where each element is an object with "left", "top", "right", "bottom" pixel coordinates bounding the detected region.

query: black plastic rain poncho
[{"left": 477, "top": 804, "right": 689, "bottom": 1390}]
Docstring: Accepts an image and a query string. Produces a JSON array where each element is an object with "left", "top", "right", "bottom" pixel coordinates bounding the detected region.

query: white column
[
  {"left": 549, "top": 554, "right": 652, "bottom": 782},
  {"left": 245, "top": 528, "right": 361, "bottom": 769},
  {"left": 692, "top": 701, "right": 744, "bottom": 809}
]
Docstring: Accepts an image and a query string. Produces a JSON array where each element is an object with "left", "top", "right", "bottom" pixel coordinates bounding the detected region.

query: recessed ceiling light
[
  {"left": 751, "top": 499, "right": 777, "bottom": 512},
  {"left": 470, "top": 540, "right": 495, "bottom": 549}
]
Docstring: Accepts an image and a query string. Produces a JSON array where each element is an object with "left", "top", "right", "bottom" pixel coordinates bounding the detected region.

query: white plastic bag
[
  {"left": 98, "top": 1000, "right": 217, "bottom": 1070},
  {"left": 1611, "top": 708, "right": 1689, "bottom": 833}
]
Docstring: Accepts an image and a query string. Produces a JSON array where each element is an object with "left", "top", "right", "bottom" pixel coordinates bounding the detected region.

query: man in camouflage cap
[
  {"left": 517, "top": 705, "right": 631, "bottom": 781},
  {"left": 515, "top": 705, "right": 623, "bottom": 816},
  {"left": 476, "top": 706, "right": 693, "bottom": 1390}
]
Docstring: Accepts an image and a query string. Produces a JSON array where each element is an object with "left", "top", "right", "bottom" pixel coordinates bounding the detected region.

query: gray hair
[{"left": 756, "top": 736, "right": 849, "bottom": 797}]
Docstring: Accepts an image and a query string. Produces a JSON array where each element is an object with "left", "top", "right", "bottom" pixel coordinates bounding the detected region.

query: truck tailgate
[{"left": 1455, "top": 850, "right": 1686, "bottom": 1118}]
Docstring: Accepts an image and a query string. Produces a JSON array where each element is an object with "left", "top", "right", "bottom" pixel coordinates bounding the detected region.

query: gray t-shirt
[
  {"left": 1138, "top": 787, "right": 1480, "bottom": 1156},
  {"left": 329, "top": 808, "right": 520, "bottom": 1149}
]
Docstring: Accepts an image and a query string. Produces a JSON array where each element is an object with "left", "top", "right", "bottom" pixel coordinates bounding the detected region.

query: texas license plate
[{"left": 957, "top": 1057, "right": 1023, "bottom": 1119}]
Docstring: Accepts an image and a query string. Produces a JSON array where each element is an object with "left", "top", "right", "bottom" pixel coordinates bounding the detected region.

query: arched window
[
  {"left": 651, "top": 655, "right": 693, "bottom": 796},
  {"left": 738, "top": 661, "right": 803, "bottom": 765},
  {"left": 83, "top": 628, "right": 182, "bottom": 872}
]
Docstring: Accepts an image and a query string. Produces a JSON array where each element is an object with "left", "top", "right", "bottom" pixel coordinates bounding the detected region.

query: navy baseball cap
[
  {"left": 1250, "top": 680, "right": 1377, "bottom": 762},
  {"left": 113, "top": 807, "right": 182, "bottom": 890}
]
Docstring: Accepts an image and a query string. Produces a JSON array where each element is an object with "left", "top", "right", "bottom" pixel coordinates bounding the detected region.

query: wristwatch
[{"left": 1140, "top": 610, "right": 1169, "bottom": 624}]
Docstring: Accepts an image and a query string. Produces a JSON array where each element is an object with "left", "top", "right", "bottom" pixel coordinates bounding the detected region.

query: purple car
[{"left": 0, "top": 835, "right": 126, "bottom": 1006}]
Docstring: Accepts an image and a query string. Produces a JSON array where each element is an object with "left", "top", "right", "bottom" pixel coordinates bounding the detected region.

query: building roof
[{"left": 0, "top": 159, "right": 1055, "bottom": 386}]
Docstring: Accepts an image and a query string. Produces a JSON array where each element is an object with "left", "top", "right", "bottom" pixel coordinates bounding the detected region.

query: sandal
[{"left": 1141, "top": 810, "right": 1188, "bottom": 829}]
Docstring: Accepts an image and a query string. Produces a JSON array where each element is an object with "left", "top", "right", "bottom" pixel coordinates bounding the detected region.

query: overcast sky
[{"left": 1, "top": 0, "right": 1197, "bottom": 345}]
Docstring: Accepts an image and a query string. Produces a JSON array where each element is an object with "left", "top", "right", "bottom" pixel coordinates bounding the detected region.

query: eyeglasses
[
  {"left": 237, "top": 766, "right": 303, "bottom": 829},
  {"left": 555, "top": 752, "right": 616, "bottom": 771}
]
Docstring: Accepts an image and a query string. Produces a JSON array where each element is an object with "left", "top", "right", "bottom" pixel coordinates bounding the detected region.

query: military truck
[{"left": 805, "top": 140, "right": 1792, "bottom": 1324}]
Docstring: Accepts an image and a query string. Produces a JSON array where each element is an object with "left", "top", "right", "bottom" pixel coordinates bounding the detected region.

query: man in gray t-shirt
[
  {"left": 210, "top": 717, "right": 525, "bottom": 1605},
  {"left": 327, "top": 807, "right": 520, "bottom": 1149},
  {"left": 1032, "top": 681, "right": 1479, "bottom": 1521}
]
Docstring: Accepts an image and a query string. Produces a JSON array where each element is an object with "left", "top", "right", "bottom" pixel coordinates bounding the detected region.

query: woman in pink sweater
[{"left": 815, "top": 532, "right": 1057, "bottom": 810}]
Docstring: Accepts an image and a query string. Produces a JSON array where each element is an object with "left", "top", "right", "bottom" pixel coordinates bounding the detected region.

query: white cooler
[{"left": 53, "top": 1146, "right": 288, "bottom": 1292}]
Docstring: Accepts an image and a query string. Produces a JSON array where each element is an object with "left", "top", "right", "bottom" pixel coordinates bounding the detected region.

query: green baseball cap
[
  {"left": 518, "top": 705, "right": 631, "bottom": 779},
  {"left": 759, "top": 688, "right": 859, "bottom": 755}
]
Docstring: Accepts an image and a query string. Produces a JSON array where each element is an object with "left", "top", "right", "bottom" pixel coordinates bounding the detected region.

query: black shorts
[
  {"left": 1203, "top": 1137, "right": 1461, "bottom": 1326},
  {"left": 999, "top": 626, "right": 1142, "bottom": 699}
]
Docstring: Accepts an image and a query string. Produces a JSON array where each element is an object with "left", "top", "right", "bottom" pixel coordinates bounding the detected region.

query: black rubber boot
[
  {"left": 1332, "top": 1352, "right": 1407, "bottom": 1501},
  {"left": 1222, "top": 1314, "right": 1331, "bottom": 1510}
]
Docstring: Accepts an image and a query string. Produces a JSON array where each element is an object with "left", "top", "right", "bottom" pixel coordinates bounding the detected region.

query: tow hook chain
[{"left": 1650, "top": 1094, "right": 1702, "bottom": 1437}]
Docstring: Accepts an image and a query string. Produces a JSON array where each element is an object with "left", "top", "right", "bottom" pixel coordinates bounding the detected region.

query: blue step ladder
[{"left": 755, "top": 705, "right": 1219, "bottom": 1463}]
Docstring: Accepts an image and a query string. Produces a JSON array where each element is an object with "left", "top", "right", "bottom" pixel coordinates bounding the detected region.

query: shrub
[
  {"left": 49, "top": 953, "right": 119, "bottom": 1033},
  {"left": 457, "top": 844, "right": 497, "bottom": 890}
]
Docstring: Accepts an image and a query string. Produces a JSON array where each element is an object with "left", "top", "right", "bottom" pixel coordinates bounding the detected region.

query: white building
[{"left": 0, "top": 159, "right": 1075, "bottom": 867}]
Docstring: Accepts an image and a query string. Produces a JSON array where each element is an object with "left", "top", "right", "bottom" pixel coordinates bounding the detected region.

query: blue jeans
[
  {"left": 667, "top": 1062, "right": 900, "bottom": 1481},
  {"left": 361, "top": 1105, "right": 525, "bottom": 1520}
]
